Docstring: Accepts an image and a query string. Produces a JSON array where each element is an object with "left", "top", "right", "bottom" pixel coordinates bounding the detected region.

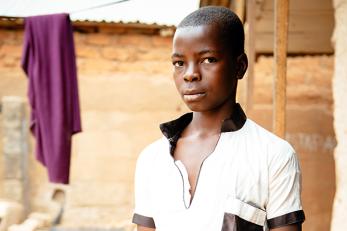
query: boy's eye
[
  {"left": 202, "top": 57, "right": 217, "bottom": 64},
  {"left": 172, "top": 60, "right": 184, "bottom": 67}
]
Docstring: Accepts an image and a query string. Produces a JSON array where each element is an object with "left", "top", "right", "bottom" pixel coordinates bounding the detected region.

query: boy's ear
[{"left": 236, "top": 53, "right": 248, "bottom": 80}]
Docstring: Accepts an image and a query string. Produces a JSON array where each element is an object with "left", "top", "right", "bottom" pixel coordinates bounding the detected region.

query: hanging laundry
[{"left": 21, "top": 13, "right": 82, "bottom": 184}]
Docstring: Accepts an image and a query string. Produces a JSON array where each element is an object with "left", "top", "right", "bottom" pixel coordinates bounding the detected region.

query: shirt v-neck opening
[{"left": 174, "top": 132, "right": 223, "bottom": 209}]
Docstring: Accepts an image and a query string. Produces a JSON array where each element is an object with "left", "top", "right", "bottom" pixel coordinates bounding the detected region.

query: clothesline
[
  {"left": 69, "top": 0, "right": 129, "bottom": 14},
  {"left": 0, "top": 0, "right": 130, "bottom": 19}
]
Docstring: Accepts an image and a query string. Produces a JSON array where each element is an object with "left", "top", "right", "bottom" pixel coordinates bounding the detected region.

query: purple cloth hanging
[{"left": 21, "top": 13, "right": 82, "bottom": 184}]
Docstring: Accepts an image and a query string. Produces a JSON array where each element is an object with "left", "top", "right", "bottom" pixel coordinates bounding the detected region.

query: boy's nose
[
  {"left": 184, "top": 72, "right": 201, "bottom": 82},
  {"left": 183, "top": 64, "right": 201, "bottom": 82}
]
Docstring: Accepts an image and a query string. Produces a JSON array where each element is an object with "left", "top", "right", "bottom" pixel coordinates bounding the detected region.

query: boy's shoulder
[
  {"left": 244, "top": 119, "right": 295, "bottom": 158},
  {"left": 136, "top": 136, "right": 168, "bottom": 164}
]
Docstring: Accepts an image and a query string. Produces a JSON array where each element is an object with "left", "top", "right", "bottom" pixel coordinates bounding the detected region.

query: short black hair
[{"left": 177, "top": 6, "right": 245, "bottom": 57}]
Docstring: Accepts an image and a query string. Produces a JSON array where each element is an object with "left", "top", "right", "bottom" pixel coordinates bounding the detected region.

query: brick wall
[{"left": 0, "top": 25, "right": 335, "bottom": 230}]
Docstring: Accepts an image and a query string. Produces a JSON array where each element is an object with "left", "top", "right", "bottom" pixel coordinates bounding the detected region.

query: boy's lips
[{"left": 182, "top": 90, "right": 206, "bottom": 101}]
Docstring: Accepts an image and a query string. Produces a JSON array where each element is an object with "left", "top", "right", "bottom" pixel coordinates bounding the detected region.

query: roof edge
[{"left": 0, "top": 17, "right": 176, "bottom": 35}]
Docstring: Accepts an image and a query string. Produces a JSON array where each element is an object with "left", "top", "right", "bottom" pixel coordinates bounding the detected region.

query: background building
[{"left": 0, "top": 0, "right": 342, "bottom": 230}]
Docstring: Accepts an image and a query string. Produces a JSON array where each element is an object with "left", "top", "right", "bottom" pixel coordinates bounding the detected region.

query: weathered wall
[
  {"left": 331, "top": 0, "right": 347, "bottom": 230},
  {"left": 255, "top": 0, "right": 335, "bottom": 53},
  {"left": 0, "top": 26, "right": 178, "bottom": 227},
  {"left": 0, "top": 26, "right": 335, "bottom": 230}
]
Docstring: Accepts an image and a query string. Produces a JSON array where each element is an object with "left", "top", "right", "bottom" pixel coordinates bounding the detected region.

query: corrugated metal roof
[{"left": 0, "top": 0, "right": 200, "bottom": 26}]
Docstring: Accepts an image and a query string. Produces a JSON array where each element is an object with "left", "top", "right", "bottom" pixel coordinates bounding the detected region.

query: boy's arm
[
  {"left": 137, "top": 225, "right": 156, "bottom": 231},
  {"left": 266, "top": 147, "right": 305, "bottom": 229},
  {"left": 132, "top": 147, "right": 156, "bottom": 229},
  {"left": 270, "top": 223, "right": 302, "bottom": 231}
]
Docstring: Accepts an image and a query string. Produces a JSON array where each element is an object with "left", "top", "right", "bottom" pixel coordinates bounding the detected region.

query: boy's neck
[{"left": 185, "top": 101, "right": 236, "bottom": 138}]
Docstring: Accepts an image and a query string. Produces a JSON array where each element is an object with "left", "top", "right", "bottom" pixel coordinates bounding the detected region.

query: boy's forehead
[
  {"left": 171, "top": 24, "right": 236, "bottom": 58},
  {"left": 174, "top": 23, "right": 221, "bottom": 39},
  {"left": 173, "top": 24, "right": 224, "bottom": 48}
]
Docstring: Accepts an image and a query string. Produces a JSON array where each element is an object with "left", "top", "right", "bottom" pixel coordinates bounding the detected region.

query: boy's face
[{"left": 171, "top": 24, "right": 241, "bottom": 112}]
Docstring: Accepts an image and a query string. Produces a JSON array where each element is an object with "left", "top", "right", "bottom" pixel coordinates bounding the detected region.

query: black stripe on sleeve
[
  {"left": 267, "top": 210, "right": 305, "bottom": 229},
  {"left": 132, "top": 213, "right": 156, "bottom": 228}
]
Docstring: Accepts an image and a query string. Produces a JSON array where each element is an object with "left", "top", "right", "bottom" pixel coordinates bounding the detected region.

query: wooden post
[
  {"left": 234, "top": 0, "right": 246, "bottom": 22},
  {"left": 246, "top": 0, "right": 256, "bottom": 113},
  {"left": 273, "top": 0, "right": 289, "bottom": 138},
  {"left": 236, "top": 1, "right": 246, "bottom": 108}
]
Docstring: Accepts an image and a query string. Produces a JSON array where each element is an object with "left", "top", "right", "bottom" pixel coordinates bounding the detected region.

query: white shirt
[{"left": 133, "top": 105, "right": 305, "bottom": 231}]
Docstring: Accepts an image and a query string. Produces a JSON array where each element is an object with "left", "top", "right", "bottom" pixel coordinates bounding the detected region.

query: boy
[{"left": 132, "top": 6, "right": 305, "bottom": 231}]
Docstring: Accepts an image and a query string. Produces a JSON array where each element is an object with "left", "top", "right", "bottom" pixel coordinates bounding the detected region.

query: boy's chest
[
  {"left": 173, "top": 134, "right": 221, "bottom": 198},
  {"left": 152, "top": 135, "right": 268, "bottom": 213},
  {"left": 150, "top": 137, "right": 269, "bottom": 231}
]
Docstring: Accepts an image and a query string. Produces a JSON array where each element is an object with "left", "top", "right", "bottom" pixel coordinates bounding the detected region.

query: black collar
[{"left": 159, "top": 103, "right": 247, "bottom": 155}]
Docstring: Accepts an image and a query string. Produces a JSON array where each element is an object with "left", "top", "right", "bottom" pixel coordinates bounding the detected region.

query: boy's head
[
  {"left": 177, "top": 6, "right": 245, "bottom": 58},
  {"left": 171, "top": 6, "right": 248, "bottom": 112}
]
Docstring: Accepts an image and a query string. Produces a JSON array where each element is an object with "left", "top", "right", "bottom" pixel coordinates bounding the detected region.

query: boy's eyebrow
[
  {"left": 198, "top": 49, "right": 218, "bottom": 55},
  {"left": 171, "top": 53, "right": 184, "bottom": 58},
  {"left": 171, "top": 49, "right": 219, "bottom": 58}
]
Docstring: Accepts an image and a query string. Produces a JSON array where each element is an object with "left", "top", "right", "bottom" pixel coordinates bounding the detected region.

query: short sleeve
[
  {"left": 266, "top": 146, "right": 305, "bottom": 229},
  {"left": 132, "top": 148, "right": 156, "bottom": 228}
]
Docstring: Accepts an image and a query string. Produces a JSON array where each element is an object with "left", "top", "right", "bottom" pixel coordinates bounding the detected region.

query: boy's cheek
[
  {"left": 173, "top": 79, "right": 183, "bottom": 94},
  {"left": 173, "top": 74, "right": 184, "bottom": 86},
  {"left": 173, "top": 68, "right": 184, "bottom": 77}
]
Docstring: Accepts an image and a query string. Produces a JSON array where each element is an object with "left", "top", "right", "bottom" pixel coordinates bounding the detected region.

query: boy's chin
[{"left": 184, "top": 103, "right": 208, "bottom": 112}]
